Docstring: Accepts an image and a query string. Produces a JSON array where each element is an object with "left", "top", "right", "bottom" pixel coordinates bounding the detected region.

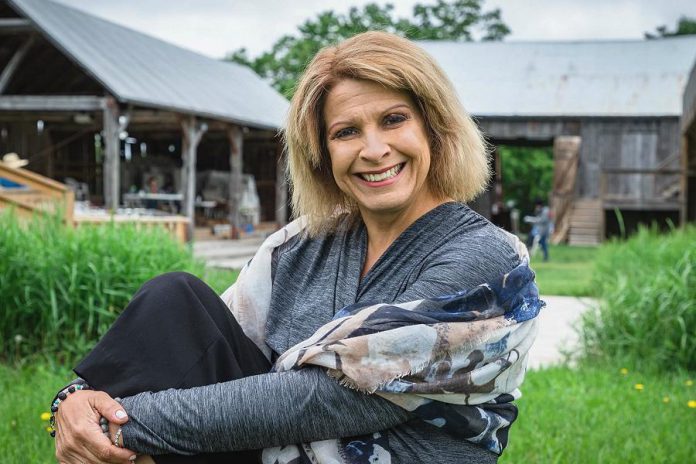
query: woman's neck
[{"left": 360, "top": 197, "right": 452, "bottom": 278}]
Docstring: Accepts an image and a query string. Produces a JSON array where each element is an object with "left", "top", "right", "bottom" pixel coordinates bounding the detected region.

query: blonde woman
[{"left": 53, "top": 31, "right": 541, "bottom": 464}]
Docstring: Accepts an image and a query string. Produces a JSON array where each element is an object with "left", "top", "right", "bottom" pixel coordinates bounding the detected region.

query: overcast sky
[{"left": 55, "top": 0, "right": 695, "bottom": 59}]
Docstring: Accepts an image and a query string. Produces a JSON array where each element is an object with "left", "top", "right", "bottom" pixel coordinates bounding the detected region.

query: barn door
[{"left": 550, "top": 136, "right": 581, "bottom": 243}]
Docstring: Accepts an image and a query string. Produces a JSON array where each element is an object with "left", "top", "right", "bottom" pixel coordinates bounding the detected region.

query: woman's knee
[
  {"left": 134, "top": 272, "right": 227, "bottom": 321},
  {"left": 143, "top": 271, "right": 203, "bottom": 292}
]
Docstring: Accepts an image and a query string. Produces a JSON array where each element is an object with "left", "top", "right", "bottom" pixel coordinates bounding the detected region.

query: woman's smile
[{"left": 355, "top": 162, "right": 406, "bottom": 185}]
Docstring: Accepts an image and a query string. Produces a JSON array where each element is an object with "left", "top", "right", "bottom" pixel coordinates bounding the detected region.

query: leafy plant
[
  {"left": 0, "top": 210, "right": 238, "bottom": 364},
  {"left": 580, "top": 225, "right": 696, "bottom": 371}
]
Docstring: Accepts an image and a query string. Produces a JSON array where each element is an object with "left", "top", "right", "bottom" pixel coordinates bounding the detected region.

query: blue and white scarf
[{"left": 222, "top": 219, "right": 543, "bottom": 463}]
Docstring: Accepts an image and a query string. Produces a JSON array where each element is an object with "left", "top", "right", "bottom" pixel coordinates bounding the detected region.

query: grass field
[
  {"left": 530, "top": 244, "right": 599, "bottom": 296},
  {"left": 501, "top": 362, "right": 695, "bottom": 463},
  {"left": 3, "top": 361, "right": 694, "bottom": 463}
]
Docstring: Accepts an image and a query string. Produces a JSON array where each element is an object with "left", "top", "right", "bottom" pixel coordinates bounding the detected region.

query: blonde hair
[{"left": 284, "top": 30, "right": 490, "bottom": 235}]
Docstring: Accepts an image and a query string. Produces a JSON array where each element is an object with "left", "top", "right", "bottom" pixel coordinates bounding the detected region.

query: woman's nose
[{"left": 359, "top": 131, "right": 390, "bottom": 162}]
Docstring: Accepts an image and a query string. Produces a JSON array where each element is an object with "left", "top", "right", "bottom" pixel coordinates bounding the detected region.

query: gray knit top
[{"left": 119, "top": 202, "right": 520, "bottom": 462}]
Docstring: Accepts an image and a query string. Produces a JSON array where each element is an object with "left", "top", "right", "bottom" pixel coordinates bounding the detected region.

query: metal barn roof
[
  {"left": 8, "top": 0, "right": 289, "bottom": 129},
  {"left": 418, "top": 37, "right": 696, "bottom": 117}
]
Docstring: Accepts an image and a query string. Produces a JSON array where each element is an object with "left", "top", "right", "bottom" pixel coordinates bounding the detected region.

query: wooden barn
[
  {"left": 420, "top": 37, "right": 696, "bottom": 243},
  {"left": 0, "top": 0, "right": 289, "bottom": 238}
]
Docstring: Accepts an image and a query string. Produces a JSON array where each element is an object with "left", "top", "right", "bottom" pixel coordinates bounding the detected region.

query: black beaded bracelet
[
  {"left": 48, "top": 379, "right": 100, "bottom": 438},
  {"left": 48, "top": 379, "right": 122, "bottom": 446}
]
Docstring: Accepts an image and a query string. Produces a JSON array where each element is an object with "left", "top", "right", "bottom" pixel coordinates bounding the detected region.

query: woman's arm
[{"left": 119, "top": 368, "right": 411, "bottom": 455}]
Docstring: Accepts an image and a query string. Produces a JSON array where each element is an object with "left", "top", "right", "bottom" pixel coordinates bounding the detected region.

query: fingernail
[
  {"left": 129, "top": 455, "right": 137, "bottom": 461},
  {"left": 115, "top": 409, "right": 127, "bottom": 419}
]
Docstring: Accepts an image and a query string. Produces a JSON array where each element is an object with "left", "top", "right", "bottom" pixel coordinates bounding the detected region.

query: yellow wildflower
[
  {"left": 620, "top": 368, "right": 628, "bottom": 375},
  {"left": 634, "top": 383, "right": 644, "bottom": 391},
  {"left": 688, "top": 400, "right": 696, "bottom": 409},
  {"left": 40, "top": 412, "right": 51, "bottom": 421},
  {"left": 686, "top": 380, "right": 694, "bottom": 387},
  {"left": 662, "top": 396, "right": 670, "bottom": 403}
]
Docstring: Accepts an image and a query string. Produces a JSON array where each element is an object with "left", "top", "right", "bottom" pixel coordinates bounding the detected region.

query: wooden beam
[
  {"left": 0, "top": 95, "right": 106, "bottom": 111},
  {"left": 227, "top": 125, "right": 243, "bottom": 237},
  {"left": 180, "top": 115, "right": 207, "bottom": 240},
  {"left": 681, "top": 134, "right": 688, "bottom": 225},
  {"left": 0, "top": 19, "right": 33, "bottom": 34},
  {"left": 0, "top": 35, "right": 35, "bottom": 94},
  {"left": 102, "top": 97, "right": 120, "bottom": 211}
]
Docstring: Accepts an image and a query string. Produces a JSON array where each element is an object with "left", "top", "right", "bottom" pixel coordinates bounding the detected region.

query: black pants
[{"left": 75, "top": 272, "right": 272, "bottom": 464}]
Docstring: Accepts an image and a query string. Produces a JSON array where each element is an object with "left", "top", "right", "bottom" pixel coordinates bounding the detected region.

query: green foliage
[
  {"left": 645, "top": 15, "right": 696, "bottom": 39},
  {"left": 499, "top": 145, "right": 554, "bottom": 217},
  {"left": 530, "top": 244, "right": 598, "bottom": 296},
  {"left": 580, "top": 225, "right": 696, "bottom": 371},
  {"left": 0, "top": 210, "right": 238, "bottom": 364},
  {"left": 226, "top": 1, "right": 509, "bottom": 98},
  {"left": 502, "top": 363, "right": 696, "bottom": 463}
]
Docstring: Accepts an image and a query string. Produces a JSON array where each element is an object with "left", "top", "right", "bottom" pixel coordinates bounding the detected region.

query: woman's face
[{"left": 323, "top": 79, "right": 438, "bottom": 222}]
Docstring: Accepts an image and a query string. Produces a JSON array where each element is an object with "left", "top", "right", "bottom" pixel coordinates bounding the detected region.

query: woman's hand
[{"left": 54, "top": 389, "right": 137, "bottom": 463}]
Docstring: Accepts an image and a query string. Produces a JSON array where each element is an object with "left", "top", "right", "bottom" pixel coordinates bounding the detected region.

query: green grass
[
  {"left": 3, "top": 361, "right": 693, "bottom": 463},
  {"left": 502, "top": 362, "right": 696, "bottom": 463},
  {"left": 0, "top": 363, "right": 72, "bottom": 463},
  {"left": 530, "top": 244, "right": 599, "bottom": 296}
]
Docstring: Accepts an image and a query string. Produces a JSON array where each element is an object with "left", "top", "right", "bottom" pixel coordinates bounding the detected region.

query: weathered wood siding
[{"left": 478, "top": 116, "right": 681, "bottom": 206}]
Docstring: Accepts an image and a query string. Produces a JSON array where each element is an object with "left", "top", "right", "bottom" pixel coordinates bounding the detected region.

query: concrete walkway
[
  {"left": 527, "top": 295, "right": 597, "bottom": 370},
  {"left": 193, "top": 239, "right": 597, "bottom": 370}
]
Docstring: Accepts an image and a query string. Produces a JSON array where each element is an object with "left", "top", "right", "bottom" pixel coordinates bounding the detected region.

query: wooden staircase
[
  {"left": 0, "top": 163, "right": 74, "bottom": 223},
  {"left": 568, "top": 199, "right": 602, "bottom": 246}
]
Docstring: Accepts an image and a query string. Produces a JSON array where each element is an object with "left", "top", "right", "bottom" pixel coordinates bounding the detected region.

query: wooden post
[
  {"left": 275, "top": 149, "right": 288, "bottom": 226},
  {"left": 180, "top": 115, "right": 207, "bottom": 241},
  {"left": 227, "top": 126, "right": 243, "bottom": 238},
  {"left": 102, "top": 98, "right": 120, "bottom": 211},
  {"left": 680, "top": 134, "right": 688, "bottom": 225}
]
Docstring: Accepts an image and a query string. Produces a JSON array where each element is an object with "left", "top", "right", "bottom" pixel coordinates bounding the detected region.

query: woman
[{"left": 53, "top": 31, "right": 541, "bottom": 464}]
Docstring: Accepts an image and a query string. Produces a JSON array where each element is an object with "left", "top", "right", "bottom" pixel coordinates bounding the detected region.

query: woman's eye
[
  {"left": 333, "top": 127, "right": 358, "bottom": 139},
  {"left": 384, "top": 114, "right": 407, "bottom": 126}
]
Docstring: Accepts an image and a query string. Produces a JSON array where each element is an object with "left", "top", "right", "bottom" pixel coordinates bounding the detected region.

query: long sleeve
[{"left": 120, "top": 367, "right": 411, "bottom": 455}]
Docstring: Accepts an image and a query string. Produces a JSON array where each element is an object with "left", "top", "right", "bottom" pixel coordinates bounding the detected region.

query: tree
[
  {"left": 226, "top": 1, "right": 509, "bottom": 98},
  {"left": 498, "top": 146, "right": 554, "bottom": 221},
  {"left": 645, "top": 15, "right": 696, "bottom": 39}
]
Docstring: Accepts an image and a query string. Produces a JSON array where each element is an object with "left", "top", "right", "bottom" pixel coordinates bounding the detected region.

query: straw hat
[{"left": 1, "top": 153, "right": 28, "bottom": 169}]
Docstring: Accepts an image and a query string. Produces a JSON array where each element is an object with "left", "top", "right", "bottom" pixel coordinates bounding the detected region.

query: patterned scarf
[{"left": 221, "top": 218, "right": 543, "bottom": 464}]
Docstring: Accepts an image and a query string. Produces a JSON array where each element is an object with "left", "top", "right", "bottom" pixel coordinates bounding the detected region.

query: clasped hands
[{"left": 54, "top": 389, "right": 137, "bottom": 464}]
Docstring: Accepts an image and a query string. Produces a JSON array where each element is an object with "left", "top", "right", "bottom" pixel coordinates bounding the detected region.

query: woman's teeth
[{"left": 360, "top": 164, "right": 403, "bottom": 182}]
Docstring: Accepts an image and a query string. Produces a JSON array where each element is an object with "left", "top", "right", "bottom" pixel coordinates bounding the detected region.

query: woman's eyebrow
[
  {"left": 327, "top": 119, "right": 352, "bottom": 134},
  {"left": 327, "top": 103, "right": 412, "bottom": 134},
  {"left": 381, "top": 103, "right": 411, "bottom": 114}
]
